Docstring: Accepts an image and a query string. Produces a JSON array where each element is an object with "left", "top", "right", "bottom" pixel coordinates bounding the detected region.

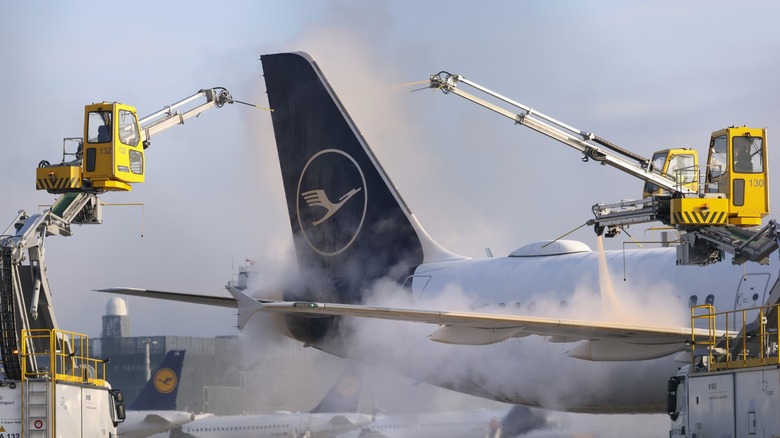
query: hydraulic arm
[
  {"left": 429, "top": 72, "right": 776, "bottom": 266},
  {"left": 36, "top": 87, "right": 233, "bottom": 193},
  {"left": 429, "top": 72, "right": 694, "bottom": 195}
]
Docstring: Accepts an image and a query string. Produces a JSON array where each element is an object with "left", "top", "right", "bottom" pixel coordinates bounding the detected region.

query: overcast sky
[{"left": 2, "top": 0, "right": 780, "bottom": 344}]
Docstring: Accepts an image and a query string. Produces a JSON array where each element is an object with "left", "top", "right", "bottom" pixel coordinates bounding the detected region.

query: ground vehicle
[
  {"left": 668, "top": 304, "right": 780, "bottom": 437},
  {"left": 36, "top": 88, "right": 232, "bottom": 193},
  {"left": 0, "top": 88, "right": 233, "bottom": 436},
  {"left": 429, "top": 73, "right": 775, "bottom": 265}
]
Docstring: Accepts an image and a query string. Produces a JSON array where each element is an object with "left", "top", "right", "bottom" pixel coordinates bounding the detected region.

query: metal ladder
[{"left": 24, "top": 378, "right": 51, "bottom": 438}]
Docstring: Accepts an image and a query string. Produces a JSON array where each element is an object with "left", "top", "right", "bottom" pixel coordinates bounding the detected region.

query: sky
[{"left": 2, "top": 1, "right": 780, "bottom": 433}]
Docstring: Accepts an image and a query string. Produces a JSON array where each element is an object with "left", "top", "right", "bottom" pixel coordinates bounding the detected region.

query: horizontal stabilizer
[
  {"left": 95, "top": 287, "right": 237, "bottom": 308},
  {"left": 226, "top": 286, "right": 267, "bottom": 330}
]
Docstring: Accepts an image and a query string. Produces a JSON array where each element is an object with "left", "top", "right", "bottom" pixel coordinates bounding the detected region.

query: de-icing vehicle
[
  {"left": 667, "top": 303, "right": 780, "bottom": 437},
  {"left": 429, "top": 73, "right": 775, "bottom": 266},
  {"left": 1, "top": 88, "right": 233, "bottom": 437}
]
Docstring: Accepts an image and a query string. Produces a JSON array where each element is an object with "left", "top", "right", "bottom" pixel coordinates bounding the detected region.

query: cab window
[
  {"left": 732, "top": 135, "right": 763, "bottom": 174},
  {"left": 118, "top": 110, "right": 140, "bottom": 146},
  {"left": 668, "top": 154, "right": 695, "bottom": 183},
  {"left": 706, "top": 135, "right": 728, "bottom": 193},
  {"left": 643, "top": 151, "right": 669, "bottom": 194},
  {"left": 710, "top": 135, "right": 728, "bottom": 174},
  {"left": 88, "top": 111, "right": 112, "bottom": 143}
]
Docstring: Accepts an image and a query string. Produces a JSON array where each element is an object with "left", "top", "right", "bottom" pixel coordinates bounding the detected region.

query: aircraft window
[
  {"left": 498, "top": 302, "right": 506, "bottom": 308},
  {"left": 688, "top": 295, "right": 698, "bottom": 307},
  {"left": 560, "top": 300, "right": 568, "bottom": 309},
  {"left": 752, "top": 293, "right": 760, "bottom": 302},
  {"left": 514, "top": 302, "right": 521, "bottom": 308},
  {"left": 528, "top": 302, "right": 537, "bottom": 312},
  {"left": 705, "top": 294, "right": 714, "bottom": 305}
]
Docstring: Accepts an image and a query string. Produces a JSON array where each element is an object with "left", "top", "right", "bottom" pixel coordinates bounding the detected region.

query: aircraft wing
[
  {"left": 97, "top": 287, "right": 238, "bottom": 308},
  {"left": 98, "top": 287, "right": 717, "bottom": 361}
]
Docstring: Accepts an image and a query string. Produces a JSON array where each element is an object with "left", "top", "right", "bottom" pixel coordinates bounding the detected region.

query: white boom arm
[
  {"left": 139, "top": 87, "right": 233, "bottom": 146},
  {"left": 429, "top": 73, "right": 694, "bottom": 195}
]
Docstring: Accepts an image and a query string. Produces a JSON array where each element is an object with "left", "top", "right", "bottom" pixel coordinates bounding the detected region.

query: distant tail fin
[
  {"left": 309, "top": 362, "right": 362, "bottom": 414},
  {"left": 260, "top": 52, "right": 456, "bottom": 310},
  {"left": 128, "top": 350, "right": 186, "bottom": 411}
]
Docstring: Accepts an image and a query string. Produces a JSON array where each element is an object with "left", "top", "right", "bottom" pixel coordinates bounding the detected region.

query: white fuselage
[{"left": 336, "top": 242, "right": 776, "bottom": 413}]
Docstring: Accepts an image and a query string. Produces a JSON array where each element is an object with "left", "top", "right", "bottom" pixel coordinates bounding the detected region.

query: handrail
[
  {"left": 690, "top": 304, "right": 780, "bottom": 371},
  {"left": 21, "top": 329, "right": 107, "bottom": 386}
]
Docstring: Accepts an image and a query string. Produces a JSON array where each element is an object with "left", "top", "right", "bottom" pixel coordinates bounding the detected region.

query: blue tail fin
[
  {"left": 261, "top": 52, "right": 428, "bottom": 301},
  {"left": 127, "top": 349, "right": 186, "bottom": 411},
  {"left": 309, "top": 363, "right": 362, "bottom": 413},
  {"left": 261, "top": 52, "right": 462, "bottom": 345},
  {"left": 262, "top": 51, "right": 441, "bottom": 344}
]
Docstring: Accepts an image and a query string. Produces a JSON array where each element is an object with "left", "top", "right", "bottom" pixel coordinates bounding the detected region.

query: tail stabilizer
[
  {"left": 309, "top": 362, "right": 363, "bottom": 413},
  {"left": 227, "top": 285, "right": 265, "bottom": 330},
  {"left": 261, "top": 52, "right": 457, "bottom": 311},
  {"left": 128, "top": 349, "right": 186, "bottom": 411}
]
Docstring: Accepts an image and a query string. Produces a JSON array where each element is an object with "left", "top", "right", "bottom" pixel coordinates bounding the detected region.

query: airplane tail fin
[
  {"left": 308, "top": 362, "right": 362, "bottom": 414},
  {"left": 260, "top": 52, "right": 458, "bottom": 309},
  {"left": 128, "top": 349, "right": 186, "bottom": 411}
]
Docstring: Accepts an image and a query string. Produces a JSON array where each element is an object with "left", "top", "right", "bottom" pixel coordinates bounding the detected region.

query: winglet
[{"left": 226, "top": 286, "right": 264, "bottom": 330}]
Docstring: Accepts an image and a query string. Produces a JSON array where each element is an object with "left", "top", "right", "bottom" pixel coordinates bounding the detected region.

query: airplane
[
  {"left": 100, "top": 51, "right": 779, "bottom": 415},
  {"left": 338, "top": 404, "right": 549, "bottom": 438},
  {"left": 120, "top": 349, "right": 196, "bottom": 438},
  {"left": 342, "top": 410, "right": 503, "bottom": 438},
  {"left": 171, "top": 362, "right": 373, "bottom": 438}
]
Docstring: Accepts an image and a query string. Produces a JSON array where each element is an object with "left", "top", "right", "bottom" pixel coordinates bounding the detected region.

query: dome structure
[{"left": 106, "top": 297, "right": 128, "bottom": 316}]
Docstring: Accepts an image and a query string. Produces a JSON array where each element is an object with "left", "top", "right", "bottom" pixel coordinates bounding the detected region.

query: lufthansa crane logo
[
  {"left": 154, "top": 368, "right": 178, "bottom": 394},
  {"left": 297, "top": 149, "right": 367, "bottom": 256},
  {"left": 336, "top": 374, "right": 361, "bottom": 399}
]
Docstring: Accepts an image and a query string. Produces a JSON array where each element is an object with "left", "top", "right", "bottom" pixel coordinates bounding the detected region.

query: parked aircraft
[
  {"left": 343, "top": 410, "right": 502, "bottom": 438},
  {"left": 120, "top": 349, "right": 195, "bottom": 438},
  {"left": 100, "top": 51, "right": 778, "bottom": 414},
  {"left": 340, "top": 404, "right": 549, "bottom": 438},
  {"left": 171, "top": 363, "right": 372, "bottom": 438}
]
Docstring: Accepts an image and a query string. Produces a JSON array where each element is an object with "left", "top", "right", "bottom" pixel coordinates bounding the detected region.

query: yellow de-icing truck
[
  {"left": 667, "top": 126, "right": 769, "bottom": 228},
  {"left": 82, "top": 101, "right": 146, "bottom": 191},
  {"left": 642, "top": 148, "right": 699, "bottom": 199},
  {"left": 4, "top": 87, "right": 234, "bottom": 436},
  {"left": 429, "top": 71, "right": 775, "bottom": 265},
  {"left": 36, "top": 101, "right": 145, "bottom": 193},
  {"left": 704, "top": 126, "right": 769, "bottom": 226},
  {"left": 36, "top": 87, "right": 232, "bottom": 194}
]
